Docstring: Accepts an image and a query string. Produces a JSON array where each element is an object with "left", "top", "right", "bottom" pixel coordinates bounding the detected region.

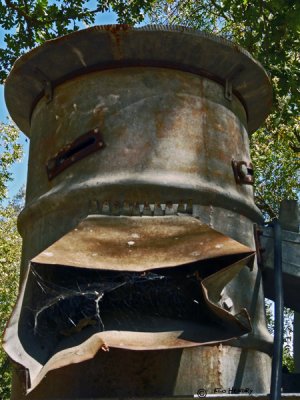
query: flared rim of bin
[{"left": 5, "top": 24, "right": 272, "bottom": 136}]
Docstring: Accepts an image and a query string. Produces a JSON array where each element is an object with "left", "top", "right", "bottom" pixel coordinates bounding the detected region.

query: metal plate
[{"left": 32, "top": 215, "right": 254, "bottom": 271}]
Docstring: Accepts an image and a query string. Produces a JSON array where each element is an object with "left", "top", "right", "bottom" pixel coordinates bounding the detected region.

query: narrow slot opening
[{"left": 59, "top": 136, "right": 96, "bottom": 164}]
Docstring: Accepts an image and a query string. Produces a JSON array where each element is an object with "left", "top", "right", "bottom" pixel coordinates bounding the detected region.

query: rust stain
[
  {"left": 31, "top": 215, "right": 254, "bottom": 271},
  {"left": 106, "top": 24, "right": 131, "bottom": 61},
  {"left": 103, "top": 24, "right": 131, "bottom": 34}
]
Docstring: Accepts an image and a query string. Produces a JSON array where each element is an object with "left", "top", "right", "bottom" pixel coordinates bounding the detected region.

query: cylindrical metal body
[
  {"left": 20, "top": 67, "right": 259, "bottom": 262},
  {"left": 4, "top": 26, "right": 273, "bottom": 399}
]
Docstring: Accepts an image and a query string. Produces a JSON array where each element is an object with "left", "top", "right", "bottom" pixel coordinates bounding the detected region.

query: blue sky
[{"left": 1, "top": 8, "right": 123, "bottom": 201}]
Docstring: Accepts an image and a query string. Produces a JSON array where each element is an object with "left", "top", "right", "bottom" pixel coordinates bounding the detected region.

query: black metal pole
[{"left": 270, "top": 219, "right": 284, "bottom": 400}]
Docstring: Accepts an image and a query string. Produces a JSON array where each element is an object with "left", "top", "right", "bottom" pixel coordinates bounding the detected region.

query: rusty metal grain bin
[{"left": 3, "top": 25, "right": 273, "bottom": 399}]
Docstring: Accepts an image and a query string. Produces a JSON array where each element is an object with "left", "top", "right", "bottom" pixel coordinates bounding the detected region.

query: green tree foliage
[
  {"left": 251, "top": 123, "right": 299, "bottom": 219},
  {"left": 0, "top": 120, "right": 23, "bottom": 396},
  {"left": 0, "top": 191, "right": 23, "bottom": 400},
  {"left": 150, "top": 0, "right": 300, "bottom": 219},
  {"left": 0, "top": 0, "right": 156, "bottom": 83},
  {"left": 0, "top": 122, "right": 23, "bottom": 200},
  {"left": 265, "top": 299, "right": 295, "bottom": 372}
]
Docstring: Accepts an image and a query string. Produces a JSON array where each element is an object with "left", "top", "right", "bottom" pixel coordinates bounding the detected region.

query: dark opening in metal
[
  {"left": 46, "top": 129, "right": 104, "bottom": 180},
  {"left": 58, "top": 136, "right": 97, "bottom": 163},
  {"left": 17, "top": 253, "right": 251, "bottom": 366}
]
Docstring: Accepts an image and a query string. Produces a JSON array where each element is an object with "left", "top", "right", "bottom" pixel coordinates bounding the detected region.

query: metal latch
[
  {"left": 46, "top": 128, "right": 105, "bottom": 180},
  {"left": 232, "top": 160, "right": 254, "bottom": 185}
]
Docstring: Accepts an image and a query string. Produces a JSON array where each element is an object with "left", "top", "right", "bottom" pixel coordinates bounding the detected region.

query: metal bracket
[
  {"left": 35, "top": 68, "right": 53, "bottom": 103},
  {"left": 44, "top": 79, "right": 53, "bottom": 103},
  {"left": 224, "top": 64, "right": 244, "bottom": 101},
  {"left": 232, "top": 160, "right": 254, "bottom": 185},
  {"left": 225, "top": 79, "right": 232, "bottom": 101}
]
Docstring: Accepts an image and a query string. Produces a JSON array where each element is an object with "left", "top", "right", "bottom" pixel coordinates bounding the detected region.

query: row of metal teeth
[{"left": 89, "top": 201, "right": 194, "bottom": 216}]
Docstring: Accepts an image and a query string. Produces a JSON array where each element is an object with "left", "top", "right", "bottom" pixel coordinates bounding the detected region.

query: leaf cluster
[
  {"left": 0, "top": 0, "right": 156, "bottom": 83},
  {"left": 0, "top": 122, "right": 24, "bottom": 398},
  {"left": 251, "top": 119, "right": 299, "bottom": 220},
  {"left": 0, "top": 122, "right": 23, "bottom": 201},
  {"left": 0, "top": 196, "right": 22, "bottom": 399},
  {"left": 265, "top": 299, "right": 295, "bottom": 372}
]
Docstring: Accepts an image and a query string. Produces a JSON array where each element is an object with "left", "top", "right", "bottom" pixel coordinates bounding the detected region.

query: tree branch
[
  {"left": 5, "top": 0, "right": 35, "bottom": 24},
  {"left": 254, "top": 187, "right": 278, "bottom": 219}
]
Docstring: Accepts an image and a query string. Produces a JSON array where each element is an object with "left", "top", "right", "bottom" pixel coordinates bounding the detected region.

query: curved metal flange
[{"left": 5, "top": 24, "right": 272, "bottom": 136}]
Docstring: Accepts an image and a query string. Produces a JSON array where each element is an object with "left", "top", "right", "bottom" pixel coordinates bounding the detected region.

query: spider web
[{"left": 27, "top": 263, "right": 207, "bottom": 341}]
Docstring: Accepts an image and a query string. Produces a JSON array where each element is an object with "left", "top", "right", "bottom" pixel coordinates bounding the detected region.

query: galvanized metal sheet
[
  {"left": 32, "top": 215, "right": 254, "bottom": 271},
  {"left": 5, "top": 25, "right": 272, "bottom": 398},
  {"left": 5, "top": 25, "right": 272, "bottom": 135},
  {"left": 18, "top": 64, "right": 263, "bottom": 240},
  {"left": 4, "top": 216, "right": 255, "bottom": 393},
  {"left": 5, "top": 256, "right": 254, "bottom": 393}
]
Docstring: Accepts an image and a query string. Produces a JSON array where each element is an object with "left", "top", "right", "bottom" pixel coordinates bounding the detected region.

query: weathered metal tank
[{"left": 3, "top": 25, "right": 273, "bottom": 399}]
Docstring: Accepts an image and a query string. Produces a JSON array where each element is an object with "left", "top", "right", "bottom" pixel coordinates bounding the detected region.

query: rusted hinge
[{"left": 232, "top": 160, "right": 254, "bottom": 185}]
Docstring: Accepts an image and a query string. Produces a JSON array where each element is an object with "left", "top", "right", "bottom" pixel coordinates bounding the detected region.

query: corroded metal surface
[
  {"left": 4, "top": 216, "right": 256, "bottom": 392},
  {"left": 3, "top": 25, "right": 273, "bottom": 399},
  {"left": 18, "top": 67, "right": 262, "bottom": 241},
  {"left": 5, "top": 25, "right": 272, "bottom": 135},
  {"left": 9, "top": 346, "right": 272, "bottom": 399},
  {"left": 5, "top": 214, "right": 272, "bottom": 396},
  {"left": 32, "top": 215, "right": 254, "bottom": 271}
]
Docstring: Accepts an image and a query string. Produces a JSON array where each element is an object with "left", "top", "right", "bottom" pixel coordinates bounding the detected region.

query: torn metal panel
[
  {"left": 32, "top": 215, "right": 254, "bottom": 271},
  {"left": 4, "top": 216, "right": 254, "bottom": 393}
]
